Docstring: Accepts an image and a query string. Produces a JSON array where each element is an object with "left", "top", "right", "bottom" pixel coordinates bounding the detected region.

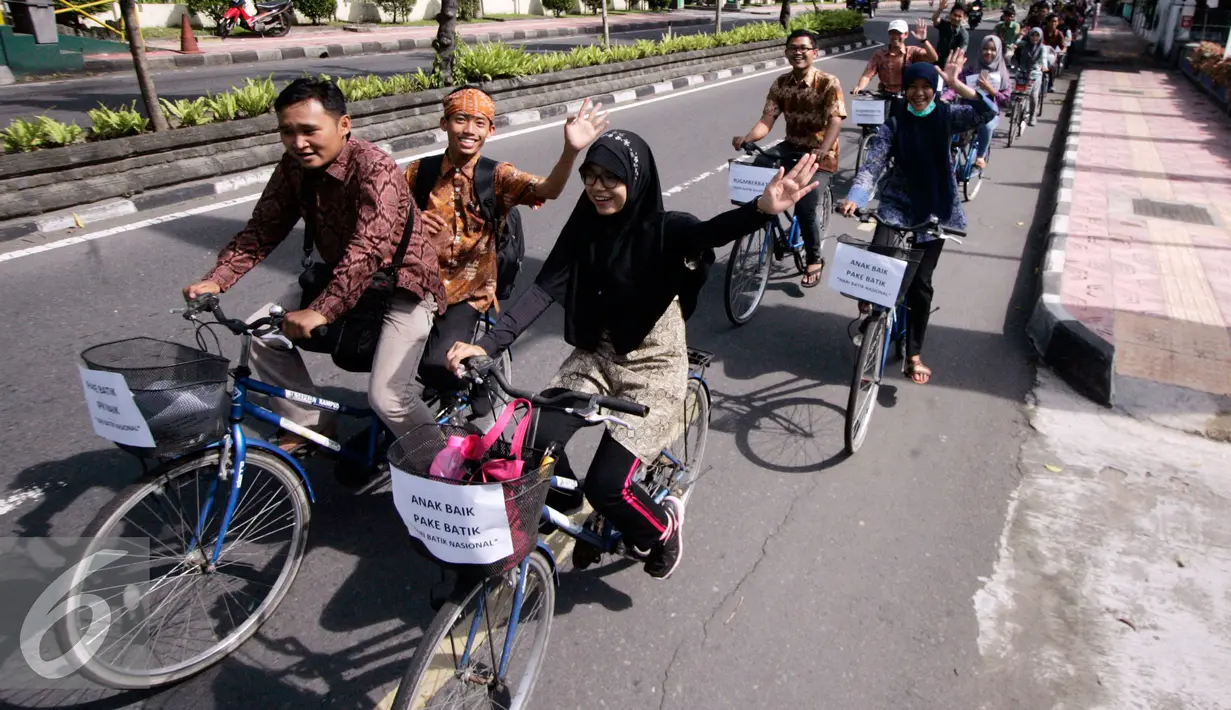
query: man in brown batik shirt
[
  {"left": 183, "top": 79, "right": 444, "bottom": 457},
  {"left": 734, "top": 29, "right": 847, "bottom": 288}
]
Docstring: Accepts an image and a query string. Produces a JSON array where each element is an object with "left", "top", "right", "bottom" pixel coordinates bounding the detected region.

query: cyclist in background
[
  {"left": 733, "top": 29, "right": 846, "bottom": 289},
  {"left": 1014, "top": 26, "right": 1050, "bottom": 124},
  {"left": 852, "top": 19, "right": 938, "bottom": 95},
  {"left": 1042, "top": 13, "right": 1070, "bottom": 91},
  {"left": 838, "top": 55, "right": 995, "bottom": 385},
  {"left": 944, "top": 36, "right": 1012, "bottom": 170},
  {"left": 447, "top": 131, "right": 822, "bottom": 578},
  {"left": 993, "top": 6, "right": 1023, "bottom": 64},
  {"left": 932, "top": 0, "right": 969, "bottom": 66}
]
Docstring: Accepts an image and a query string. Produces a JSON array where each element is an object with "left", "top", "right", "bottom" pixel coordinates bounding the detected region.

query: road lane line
[{"left": 0, "top": 43, "right": 878, "bottom": 267}]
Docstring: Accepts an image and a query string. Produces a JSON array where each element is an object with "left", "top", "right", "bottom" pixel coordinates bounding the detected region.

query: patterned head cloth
[{"left": 442, "top": 88, "right": 496, "bottom": 123}]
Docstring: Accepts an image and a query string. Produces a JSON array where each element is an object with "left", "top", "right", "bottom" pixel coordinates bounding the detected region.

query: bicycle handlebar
[
  {"left": 179, "top": 294, "right": 329, "bottom": 340},
  {"left": 846, "top": 208, "right": 968, "bottom": 238},
  {"left": 462, "top": 355, "right": 650, "bottom": 417}
]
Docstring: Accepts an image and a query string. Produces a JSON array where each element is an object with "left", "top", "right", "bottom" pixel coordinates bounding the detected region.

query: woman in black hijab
[
  {"left": 447, "top": 129, "right": 820, "bottom": 579},
  {"left": 839, "top": 53, "right": 995, "bottom": 384}
]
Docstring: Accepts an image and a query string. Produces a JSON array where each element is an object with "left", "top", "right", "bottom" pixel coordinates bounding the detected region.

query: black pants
[
  {"left": 872, "top": 223, "right": 945, "bottom": 358},
  {"left": 418, "top": 303, "right": 483, "bottom": 395},
  {"left": 764, "top": 144, "right": 831, "bottom": 266},
  {"left": 533, "top": 389, "right": 669, "bottom": 551}
]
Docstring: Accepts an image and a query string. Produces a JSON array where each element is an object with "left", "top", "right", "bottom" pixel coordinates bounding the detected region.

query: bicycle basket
[
  {"left": 80, "top": 337, "right": 230, "bottom": 456},
  {"left": 388, "top": 424, "right": 554, "bottom": 579},
  {"left": 835, "top": 234, "right": 926, "bottom": 306}
]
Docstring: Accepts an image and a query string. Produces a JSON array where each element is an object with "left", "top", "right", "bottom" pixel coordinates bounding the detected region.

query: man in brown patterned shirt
[
  {"left": 405, "top": 87, "right": 609, "bottom": 394},
  {"left": 184, "top": 79, "right": 444, "bottom": 453},
  {"left": 734, "top": 29, "right": 847, "bottom": 288}
]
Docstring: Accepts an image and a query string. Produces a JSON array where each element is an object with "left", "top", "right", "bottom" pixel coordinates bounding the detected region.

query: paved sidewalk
[{"left": 1032, "top": 19, "right": 1231, "bottom": 410}]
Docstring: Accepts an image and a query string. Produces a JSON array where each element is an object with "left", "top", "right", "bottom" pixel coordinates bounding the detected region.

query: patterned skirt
[{"left": 548, "top": 299, "right": 689, "bottom": 462}]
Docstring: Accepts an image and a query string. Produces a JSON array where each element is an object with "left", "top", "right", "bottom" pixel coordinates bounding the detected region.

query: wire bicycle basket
[
  {"left": 834, "top": 234, "right": 926, "bottom": 306},
  {"left": 80, "top": 337, "right": 230, "bottom": 456},
  {"left": 389, "top": 423, "right": 554, "bottom": 579}
]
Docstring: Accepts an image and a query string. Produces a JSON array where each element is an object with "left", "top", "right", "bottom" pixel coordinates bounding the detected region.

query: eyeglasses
[
  {"left": 786, "top": 44, "right": 814, "bottom": 54},
  {"left": 580, "top": 170, "right": 622, "bottom": 188}
]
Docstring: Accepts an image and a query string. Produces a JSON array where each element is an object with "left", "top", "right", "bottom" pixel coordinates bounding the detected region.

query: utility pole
[{"left": 119, "top": 0, "right": 168, "bottom": 131}]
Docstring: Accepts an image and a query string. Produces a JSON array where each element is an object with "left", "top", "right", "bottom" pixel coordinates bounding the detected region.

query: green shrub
[
  {"left": 160, "top": 97, "right": 213, "bottom": 127},
  {"left": 373, "top": 0, "right": 415, "bottom": 22},
  {"left": 1, "top": 118, "right": 43, "bottom": 153},
  {"left": 297, "top": 0, "right": 337, "bottom": 24},
  {"left": 542, "top": 0, "right": 572, "bottom": 16},
  {"left": 582, "top": 0, "right": 613, "bottom": 12},
  {"left": 458, "top": 0, "right": 481, "bottom": 20},
  {"left": 38, "top": 116, "right": 85, "bottom": 147},
  {"left": 206, "top": 91, "right": 240, "bottom": 121},
  {"left": 454, "top": 41, "right": 538, "bottom": 83},
  {"left": 232, "top": 76, "right": 278, "bottom": 118},
  {"left": 336, "top": 74, "right": 395, "bottom": 102},
  {"left": 88, "top": 102, "right": 150, "bottom": 139},
  {"left": 647, "top": 0, "right": 671, "bottom": 10},
  {"left": 186, "top": 0, "right": 230, "bottom": 23}
]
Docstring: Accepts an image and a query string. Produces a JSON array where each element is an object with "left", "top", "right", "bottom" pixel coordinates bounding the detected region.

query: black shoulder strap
[
  {"left": 391, "top": 198, "right": 417, "bottom": 271},
  {"left": 300, "top": 171, "right": 319, "bottom": 268},
  {"left": 412, "top": 154, "right": 446, "bottom": 211},
  {"left": 474, "top": 156, "right": 502, "bottom": 227}
]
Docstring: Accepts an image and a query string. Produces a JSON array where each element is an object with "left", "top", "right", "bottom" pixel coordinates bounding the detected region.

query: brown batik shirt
[
  {"left": 404, "top": 153, "right": 544, "bottom": 313},
  {"left": 763, "top": 67, "right": 848, "bottom": 172},
  {"left": 205, "top": 138, "right": 445, "bottom": 321}
]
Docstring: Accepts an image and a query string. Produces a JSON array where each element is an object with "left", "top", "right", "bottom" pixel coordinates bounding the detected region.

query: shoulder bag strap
[{"left": 300, "top": 171, "right": 319, "bottom": 268}]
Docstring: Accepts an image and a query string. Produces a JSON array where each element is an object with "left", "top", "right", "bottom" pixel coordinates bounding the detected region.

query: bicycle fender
[
  {"left": 535, "top": 541, "right": 561, "bottom": 587},
  {"left": 198, "top": 438, "right": 316, "bottom": 504}
]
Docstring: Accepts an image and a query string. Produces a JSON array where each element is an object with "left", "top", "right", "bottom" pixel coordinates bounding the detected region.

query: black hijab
[
  {"left": 892, "top": 62, "right": 955, "bottom": 224},
  {"left": 535, "top": 130, "right": 705, "bottom": 354}
]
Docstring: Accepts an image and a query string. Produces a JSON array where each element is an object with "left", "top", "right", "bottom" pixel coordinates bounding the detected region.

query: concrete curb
[
  {"left": 1026, "top": 71, "right": 1116, "bottom": 406},
  {"left": 82, "top": 15, "right": 718, "bottom": 75},
  {"left": 0, "top": 38, "right": 875, "bottom": 246}
]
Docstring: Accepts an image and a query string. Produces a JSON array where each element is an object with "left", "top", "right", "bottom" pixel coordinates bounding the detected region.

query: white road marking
[
  {"left": 0, "top": 43, "right": 877, "bottom": 267},
  {"left": 0, "top": 480, "right": 66, "bottom": 517}
]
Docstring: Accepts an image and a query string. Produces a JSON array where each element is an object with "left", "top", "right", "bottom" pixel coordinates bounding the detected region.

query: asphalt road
[
  {"left": 0, "top": 9, "right": 1067, "bottom": 708},
  {"left": 1, "top": 16, "right": 768, "bottom": 127}
]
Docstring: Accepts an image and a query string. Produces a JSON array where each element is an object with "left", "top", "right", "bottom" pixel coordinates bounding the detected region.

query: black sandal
[{"left": 801, "top": 262, "right": 824, "bottom": 289}]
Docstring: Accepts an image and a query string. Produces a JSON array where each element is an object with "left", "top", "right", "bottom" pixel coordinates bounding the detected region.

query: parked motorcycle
[{"left": 217, "top": 0, "right": 294, "bottom": 39}]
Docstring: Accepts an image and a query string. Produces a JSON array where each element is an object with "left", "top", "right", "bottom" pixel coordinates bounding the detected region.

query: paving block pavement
[{"left": 1029, "top": 19, "right": 1231, "bottom": 410}]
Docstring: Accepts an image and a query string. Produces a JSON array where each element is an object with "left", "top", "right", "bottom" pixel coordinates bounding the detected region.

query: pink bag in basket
[{"left": 475, "top": 398, "right": 533, "bottom": 482}]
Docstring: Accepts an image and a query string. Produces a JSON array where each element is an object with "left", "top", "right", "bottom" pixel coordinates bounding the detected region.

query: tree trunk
[
  {"left": 434, "top": 0, "right": 460, "bottom": 84},
  {"left": 120, "top": 0, "right": 169, "bottom": 132},
  {"left": 715, "top": 0, "right": 723, "bottom": 34},
  {"left": 779, "top": 0, "right": 791, "bottom": 28},
  {"left": 600, "top": 0, "right": 610, "bottom": 45}
]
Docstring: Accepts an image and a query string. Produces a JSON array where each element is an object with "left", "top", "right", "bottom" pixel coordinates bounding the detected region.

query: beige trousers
[{"left": 247, "top": 287, "right": 436, "bottom": 439}]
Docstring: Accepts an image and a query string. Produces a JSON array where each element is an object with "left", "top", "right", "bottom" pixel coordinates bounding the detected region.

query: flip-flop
[
  {"left": 906, "top": 359, "right": 933, "bottom": 385},
  {"left": 802, "top": 263, "right": 824, "bottom": 289}
]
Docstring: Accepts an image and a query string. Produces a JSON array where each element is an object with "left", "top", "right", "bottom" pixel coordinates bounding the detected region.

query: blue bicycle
[
  {"left": 841, "top": 211, "right": 964, "bottom": 454},
  {"left": 388, "top": 350, "right": 712, "bottom": 709},
  {"left": 723, "top": 142, "right": 832, "bottom": 325},
  {"left": 59, "top": 294, "right": 507, "bottom": 690},
  {"left": 951, "top": 127, "right": 989, "bottom": 202}
]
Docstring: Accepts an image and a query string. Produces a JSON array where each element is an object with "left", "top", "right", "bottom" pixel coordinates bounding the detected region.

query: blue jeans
[{"left": 975, "top": 112, "right": 999, "bottom": 159}]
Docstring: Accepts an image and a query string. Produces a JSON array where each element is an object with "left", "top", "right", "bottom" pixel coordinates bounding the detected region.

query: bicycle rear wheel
[
  {"left": 723, "top": 226, "right": 772, "bottom": 326},
  {"left": 845, "top": 311, "right": 888, "bottom": 455},
  {"left": 56, "top": 447, "right": 310, "bottom": 689},
  {"left": 1007, "top": 100, "right": 1022, "bottom": 147},
  {"left": 390, "top": 552, "right": 555, "bottom": 710},
  {"left": 855, "top": 131, "right": 875, "bottom": 175},
  {"left": 964, "top": 145, "right": 985, "bottom": 201}
]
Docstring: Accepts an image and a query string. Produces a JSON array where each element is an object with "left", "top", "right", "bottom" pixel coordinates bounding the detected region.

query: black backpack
[{"left": 411, "top": 154, "right": 525, "bottom": 302}]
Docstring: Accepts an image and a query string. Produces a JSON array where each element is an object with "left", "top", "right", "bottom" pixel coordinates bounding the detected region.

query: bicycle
[
  {"left": 838, "top": 210, "right": 964, "bottom": 454},
  {"left": 388, "top": 348, "right": 713, "bottom": 710},
  {"left": 1007, "top": 73, "right": 1032, "bottom": 147},
  {"left": 59, "top": 294, "right": 509, "bottom": 690},
  {"left": 723, "top": 142, "right": 832, "bottom": 326},
  {"left": 950, "top": 124, "right": 989, "bottom": 202},
  {"left": 851, "top": 89, "right": 898, "bottom": 176}
]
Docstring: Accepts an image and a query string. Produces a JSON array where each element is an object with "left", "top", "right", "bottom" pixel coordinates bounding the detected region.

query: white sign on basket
[
  {"left": 852, "top": 99, "right": 887, "bottom": 125},
  {"left": 727, "top": 161, "right": 778, "bottom": 204},
  {"left": 826, "top": 241, "right": 909, "bottom": 309},
  {"left": 78, "top": 367, "right": 155, "bottom": 448},
  {"left": 391, "top": 466, "right": 515, "bottom": 565}
]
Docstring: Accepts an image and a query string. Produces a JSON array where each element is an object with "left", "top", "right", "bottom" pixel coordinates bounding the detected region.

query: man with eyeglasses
[
  {"left": 733, "top": 29, "right": 846, "bottom": 289},
  {"left": 404, "top": 87, "right": 608, "bottom": 397}
]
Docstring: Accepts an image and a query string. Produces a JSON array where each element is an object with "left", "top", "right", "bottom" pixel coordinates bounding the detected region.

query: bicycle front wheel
[
  {"left": 56, "top": 447, "right": 311, "bottom": 689},
  {"left": 723, "top": 226, "right": 772, "bottom": 326},
  {"left": 644, "top": 377, "right": 711, "bottom": 507},
  {"left": 390, "top": 552, "right": 556, "bottom": 710},
  {"left": 845, "top": 311, "right": 888, "bottom": 455}
]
